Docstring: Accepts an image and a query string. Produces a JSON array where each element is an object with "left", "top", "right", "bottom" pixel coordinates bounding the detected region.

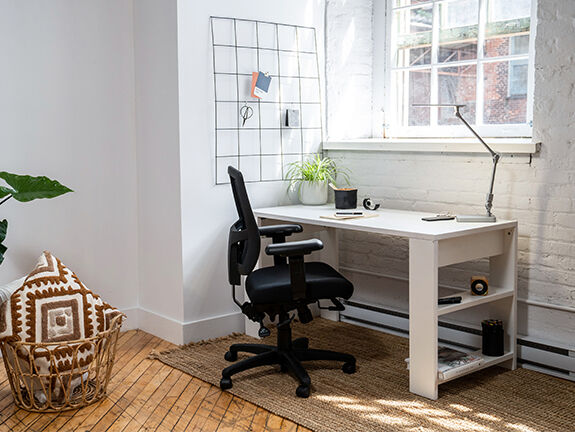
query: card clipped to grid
[{"left": 251, "top": 71, "right": 272, "bottom": 99}]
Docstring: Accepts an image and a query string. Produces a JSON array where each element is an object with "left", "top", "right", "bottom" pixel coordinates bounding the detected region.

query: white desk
[{"left": 252, "top": 204, "right": 517, "bottom": 400}]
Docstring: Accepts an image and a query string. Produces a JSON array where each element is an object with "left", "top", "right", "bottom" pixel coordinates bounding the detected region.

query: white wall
[
  {"left": 326, "top": 0, "right": 373, "bottom": 139},
  {"left": 176, "top": 0, "right": 325, "bottom": 341},
  {"left": 325, "top": 0, "right": 575, "bottom": 347},
  {"left": 0, "top": 0, "right": 327, "bottom": 344},
  {"left": 133, "top": 0, "right": 185, "bottom": 342},
  {"left": 0, "top": 1, "right": 139, "bottom": 323}
]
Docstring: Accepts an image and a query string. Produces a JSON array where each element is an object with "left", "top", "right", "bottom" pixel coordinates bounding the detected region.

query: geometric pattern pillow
[
  {"left": 0, "top": 251, "right": 120, "bottom": 344},
  {"left": 0, "top": 251, "right": 121, "bottom": 379},
  {"left": 0, "top": 251, "right": 122, "bottom": 404}
]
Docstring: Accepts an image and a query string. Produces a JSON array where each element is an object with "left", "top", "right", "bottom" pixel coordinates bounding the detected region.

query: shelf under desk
[{"left": 438, "top": 286, "right": 515, "bottom": 316}]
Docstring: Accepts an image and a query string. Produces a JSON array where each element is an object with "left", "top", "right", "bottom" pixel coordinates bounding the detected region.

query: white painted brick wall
[
  {"left": 326, "top": 0, "right": 575, "bottom": 347},
  {"left": 325, "top": 0, "right": 373, "bottom": 139}
]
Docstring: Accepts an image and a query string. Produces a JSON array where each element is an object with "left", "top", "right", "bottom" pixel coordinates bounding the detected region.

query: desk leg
[
  {"left": 489, "top": 227, "right": 518, "bottom": 370},
  {"left": 320, "top": 227, "right": 340, "bottom": 321},
  {"left": 409, "top": 238, "right": 439, "bottom": 400}
]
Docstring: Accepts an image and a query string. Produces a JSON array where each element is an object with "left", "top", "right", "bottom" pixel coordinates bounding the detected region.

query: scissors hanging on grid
[{"left": 240, "top": 103, "right": 253, "bottom": 127}]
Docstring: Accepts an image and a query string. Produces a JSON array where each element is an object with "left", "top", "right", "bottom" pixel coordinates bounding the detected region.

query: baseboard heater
[{"left": 341, "top": 300, "right": 575, "bottom": 382}]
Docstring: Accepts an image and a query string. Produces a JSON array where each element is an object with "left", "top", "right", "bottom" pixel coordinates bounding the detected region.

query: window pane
[
  {"left": 394, "top": 0, "right": 431, "bottom": 7},
  {"left": 484, "top": 0, "right": 530, "bottom": 57},
  {"left": 397, "top": 46, "right": 432, "bottom": 67},
  {"left": 438, "top": 0, "right": 479, "bottom": 63},
  {"left": 488, "top": 0, "right": 531, "bottom": 22},
  {"left": 438, "top": 64, "right": 476, "bottom": 124},
  {"left": 394, "top": 69, "right": 431, "bottom": 126},
  {"left": 394, "top": 5, "right": 433, "bottom": 66},
  {"left": 483, "top": 61, "right": 527, "bottom": 124}
]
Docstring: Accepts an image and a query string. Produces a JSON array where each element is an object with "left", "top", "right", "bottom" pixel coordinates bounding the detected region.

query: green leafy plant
[
  {"left": 0, "top": 172, "right": 73, "bottom": 265},
  {"left": 285, "top": 154, "right": 350, "bottom": 191}
]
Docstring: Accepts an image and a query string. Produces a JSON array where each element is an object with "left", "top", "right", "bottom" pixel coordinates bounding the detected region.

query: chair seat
[{"left": 245, "top": 262, "right": 353, "bottom": 304}]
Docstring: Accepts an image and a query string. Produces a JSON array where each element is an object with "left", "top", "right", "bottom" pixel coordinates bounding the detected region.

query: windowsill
[{"left": 323, "top": 137, "right": 540, "bottom": 154}]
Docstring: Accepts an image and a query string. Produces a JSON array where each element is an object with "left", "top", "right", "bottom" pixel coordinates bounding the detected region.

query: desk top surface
[{"left": 253, "top": 205, "right": 517, "bottom": 241}]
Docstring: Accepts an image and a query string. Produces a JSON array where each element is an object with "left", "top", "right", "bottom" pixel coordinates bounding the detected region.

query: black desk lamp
[{"left": 412, "top": 103, "right": 500, "bottom": 223}]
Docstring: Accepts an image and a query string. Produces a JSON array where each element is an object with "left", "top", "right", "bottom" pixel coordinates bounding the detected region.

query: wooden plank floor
[{"left": 0, "top": 330, "right": 313, "bottom": 432}]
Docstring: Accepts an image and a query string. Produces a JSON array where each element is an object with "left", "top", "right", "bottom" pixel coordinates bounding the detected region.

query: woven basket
[{"left": 0, "top": 314, "right": 124, "bottom": 412}]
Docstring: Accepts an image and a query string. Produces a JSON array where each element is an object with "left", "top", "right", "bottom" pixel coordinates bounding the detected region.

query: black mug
[{"left": 334, "top": 188, "right": 357, "bottom": 209}]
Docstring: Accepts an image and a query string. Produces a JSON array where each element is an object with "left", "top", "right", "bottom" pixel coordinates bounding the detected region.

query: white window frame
[{"left": 376, "top": 0, "right": 537, "bottom": 139}]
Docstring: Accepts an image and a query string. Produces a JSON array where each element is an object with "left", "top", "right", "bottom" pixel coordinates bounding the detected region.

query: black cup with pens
[
  {"left": 481, "top": 319, "right": 504, "bottom": 356},
  {"left": 330, "top": 183, "right": 358, "bottom": 209}
]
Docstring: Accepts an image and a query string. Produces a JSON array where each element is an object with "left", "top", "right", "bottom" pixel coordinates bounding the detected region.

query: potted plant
[
  {"left": 0, "top": 172, "right": 72, "bottom": 265},
  {"left": 286, "top": 154, "right": 349, "bottom": 205}
]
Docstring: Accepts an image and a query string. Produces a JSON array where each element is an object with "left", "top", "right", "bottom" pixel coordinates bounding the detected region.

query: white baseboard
[
  {"left": 120, "top": 307, "right": 244, "bottom": 345},
  {"left": 136, "top": 307, "right": 184, "bottom": 345},
  {"left": 182, "top": 311, "right": 244, "bottom": 344},
  {"left": 119, "top": 307, "right": 139, "bottom": 331}
]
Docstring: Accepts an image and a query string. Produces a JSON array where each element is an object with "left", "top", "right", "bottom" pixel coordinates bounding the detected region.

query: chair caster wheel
[
  {"left": 293, "top": 337, "right": 309, "bottom": 350},
  {"left": 296, "top": 385, "right": 310, "bottom": 398},
  {"left": 342, "top": 362, "right": 356, "bottom": 374},
  {"left": 220, "top": 377, "right": 233, "bottom": 390},
  {"left": 224, "top": 351, "right": 237, "bottom": 362}
]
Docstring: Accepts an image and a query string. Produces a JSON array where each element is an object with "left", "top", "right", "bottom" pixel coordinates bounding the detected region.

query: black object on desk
[
  {"left": 334, "top": 188, "right": 358, "bottom": 209},
  {"left": 438, "top": 296, "right": 462, "bottom": 305},
  {"left": 482, "top": 319, "right": 504, "bottom": 356},
  {"left": 363, "top": 198, "right": 380, "bottom": 211}
]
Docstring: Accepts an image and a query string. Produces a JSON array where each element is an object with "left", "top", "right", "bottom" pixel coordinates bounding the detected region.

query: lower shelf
[{"left": 438, "top": 351, "right": 514, "bottom": 384}]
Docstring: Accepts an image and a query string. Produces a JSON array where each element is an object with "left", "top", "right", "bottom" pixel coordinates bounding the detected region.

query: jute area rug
[{"left": 151, "top": 319, "right": 575, "bottom": 432}]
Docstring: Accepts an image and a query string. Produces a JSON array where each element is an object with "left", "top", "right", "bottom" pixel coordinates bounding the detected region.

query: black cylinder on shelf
[{"left": 481, "top": 319, "right": 504, "bottom": 356}]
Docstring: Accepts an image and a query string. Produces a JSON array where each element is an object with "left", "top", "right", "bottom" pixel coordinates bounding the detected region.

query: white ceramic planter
[{"left": 299, "top": 181, "right": 328, "bottom": 205}]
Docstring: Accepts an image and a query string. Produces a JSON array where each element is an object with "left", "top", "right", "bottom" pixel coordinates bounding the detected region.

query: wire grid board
[{"left": 211, "top": 16, "right": 323, "bottom": 184}]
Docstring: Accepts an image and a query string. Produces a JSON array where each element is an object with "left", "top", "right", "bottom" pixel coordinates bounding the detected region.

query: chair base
[{"left": 220, "top": 320, "right": 356, "bottom": 398}]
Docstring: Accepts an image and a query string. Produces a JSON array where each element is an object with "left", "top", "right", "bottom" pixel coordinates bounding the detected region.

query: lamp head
[{"left": 411, "top": 103, "right": 466, "bottom": 115}]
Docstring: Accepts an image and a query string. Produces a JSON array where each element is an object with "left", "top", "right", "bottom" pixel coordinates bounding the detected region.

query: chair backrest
[{"left": 227, "top": 166, "right": 261, "bottom": 285}]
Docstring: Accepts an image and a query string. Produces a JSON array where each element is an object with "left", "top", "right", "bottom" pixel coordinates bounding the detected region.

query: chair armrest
[
  {"left": 265, "top": 239, "right": 323, "bottom": 257},
  {"left": 259, "top": 224, "right": 303, "bottom": 238}
]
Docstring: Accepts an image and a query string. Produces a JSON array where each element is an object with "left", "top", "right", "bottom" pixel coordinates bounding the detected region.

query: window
[
  {"left": 386, "top": 0, "right": 534, "bottom": 137},
  {"left": 508, "top": 36, "right": 529, "bottom": 97}
]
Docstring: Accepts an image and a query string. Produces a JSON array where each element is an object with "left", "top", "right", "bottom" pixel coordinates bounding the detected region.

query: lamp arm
[
  {"left": 454, "top": 106, "right": 501, "bottom": 217},
  {"left": 485, "top": 153, "right": 500, "bottom": 217},
  {"left": 411, "top": 103, "right": 501, "bottom": 219},
  {"left": 454, "top": 108, "right": 498, "bottom": 158}
]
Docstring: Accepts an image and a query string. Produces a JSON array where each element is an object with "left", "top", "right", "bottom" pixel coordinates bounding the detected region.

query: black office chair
[{"left": 220, "top": 166, "right": 356, "bottom": 398}]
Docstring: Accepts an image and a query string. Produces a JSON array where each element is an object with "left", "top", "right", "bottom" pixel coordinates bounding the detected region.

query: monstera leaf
[
  {"left": 0, "top": 219, "right": 6, "bottom": 265},
  {"left": 0, "top": 172, "right": 72, "bottom": 266},
  {"left": 0, "top": 172, "right": 73, "bottom": 202}
]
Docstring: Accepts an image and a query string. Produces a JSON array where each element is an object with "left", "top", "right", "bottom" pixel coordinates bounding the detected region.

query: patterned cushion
[
  {"left": 0, "top": 251, "right": 120, "bottom": 345},
  {"left": 0, "top": 252, "right": 121, "bottom": 402}
]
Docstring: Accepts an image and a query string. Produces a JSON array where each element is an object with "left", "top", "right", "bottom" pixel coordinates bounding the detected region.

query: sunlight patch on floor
[
  {"left": 339, "top": 403, "right": 380, "bottom": 412},
  {"left": 364, "top": 412, "right": 413, "bottom": 426},
  {"left": 506, "top": 423, "right": 538, "bottom": 432},
  {"left": 475, "top": 413, "right": 501, "bottom": 422},
  {"left": 450, "top": 403, "right": 473, "bottom": 412},
  {"left": 376, "top": 399, "right": 425, "bottom": 408}
]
